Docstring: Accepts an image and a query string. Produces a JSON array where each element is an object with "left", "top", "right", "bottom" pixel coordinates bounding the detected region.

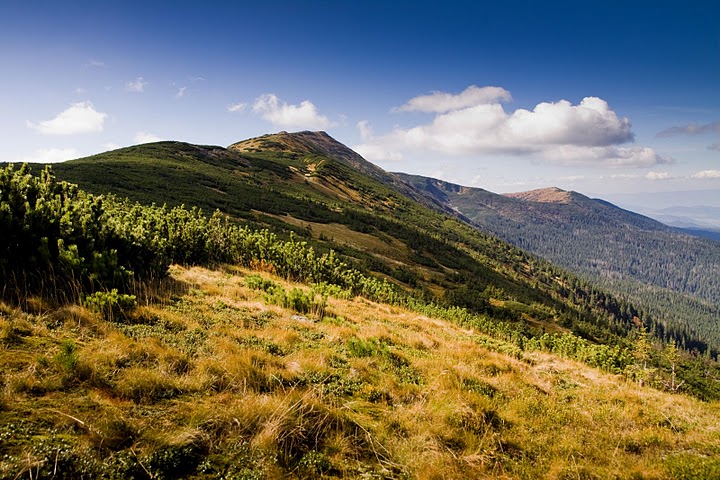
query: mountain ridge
[
  {"left": 11, "top": 130, "right": 718, "bottom": 354},
  {"left": 229, "top": 131, "right": 447, "bottom": 212},
  {"left": 505, "top": 186, "right": 574, "bottom": 204},
  {"left": 398, "top": 172, "right": 720, "bottom": 350}
]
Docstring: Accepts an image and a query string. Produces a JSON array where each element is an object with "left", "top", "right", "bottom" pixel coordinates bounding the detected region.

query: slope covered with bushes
[
  {"left": 19, "top": 133, "right": 694, "bottom": 356},
  {"left": 2, "top": 163, "right": 720, "bottom": 477}
]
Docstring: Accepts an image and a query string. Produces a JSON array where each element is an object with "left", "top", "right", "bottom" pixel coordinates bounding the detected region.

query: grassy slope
[
  {"left": 19, "top": 133, "right": 668, "bottom": 353},
  {"left": 1, "top": 265, "right": 719, "bottom": 479}
]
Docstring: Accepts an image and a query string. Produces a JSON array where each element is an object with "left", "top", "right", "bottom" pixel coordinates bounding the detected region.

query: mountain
[
  {"left": 600, "top": 190, "right": 720, "bottom": 239},
  {"left": 399, "top": 174, "right": 720, "bottom": 350},
  {"left": 4, "top": 131, "right": 720, "bottom": 477},
  {"left": 16, "top": 131, "right": 672, "bottom": 351},
  {"left": 228, "top": 131, "right": 456, "bottom": 216},
  {"left": 16, "top": 130, "right": 719, "bottom": 354},
  {"left": 648, "top": 205, "right": 720, "bottom": 229}
]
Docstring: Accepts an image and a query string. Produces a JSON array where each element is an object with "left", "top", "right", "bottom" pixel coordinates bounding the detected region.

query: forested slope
[
  {"left": 399, "top": 174, "right": 720, "bottom": 352},
  {"left": 19, "top": 132, "right": 651, "bottom": 349},
  {"left": 9, "top": 130, "right": 720, "bottom": 358}
]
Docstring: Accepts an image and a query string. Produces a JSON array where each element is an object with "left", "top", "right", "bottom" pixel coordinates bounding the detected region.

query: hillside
[
  {"left": 229, "top": 131, "right": 434, "bottom": 208},
  {"left": 22, "top": 132, "right": 662, "bottom": 353},
  {"left": 399, "top": 174, "right": 720, "bottom": 352},
  {"left": 2, "top": 153, "right": 720, "bottom": 478},
  {"left": 2, "top": 265, "right": 719, "bottom": 479}
]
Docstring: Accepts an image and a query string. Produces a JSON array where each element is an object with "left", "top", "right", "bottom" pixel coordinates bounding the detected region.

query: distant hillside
[
  {"left": 399, "top": 174, "right": 720, "bottom": 351},
  {"left": 675, "top": 227, "right": 720, "bottom": 242}
]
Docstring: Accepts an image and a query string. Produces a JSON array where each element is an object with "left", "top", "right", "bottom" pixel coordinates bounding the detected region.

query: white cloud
[
  {"left": 175, "top": 86, "right": 187, "bottom": 98},
  {"left": 352, "top": 143, "right": 403, "bottom": 162},
  {"left": 691, "top": 170, "right": 720, "bottom": 179},
  {"left": 126, "top": 77, "right": 147, "bottom": 92},
  {"left": 645, "top": 171, "right": 672, "bottom": 180},
  {"left": 708, "top": 143, "right": 720, "bottom": 151},
  {"left": 27, "top": 101, "right": 107, "bottom": 135},
  {"left": 18, "top": 148, "right": 80, "bottom": 163},
  {"left": 395, "top": 85, "right": 512, "bottom": 113},
  {"left": 357, "top": 120, "right": 373, "bottom": 141},
  {"left": 542, "top": 145, "right": 672, "bottom": 168},
  {"left": 104, "top": 142, "right": 121, "bottom": 151},
  {"left": 227, "top": 102, "right": 247, "bottom": 113},
  {"left": 353, "top": 121, "right": 403, "bottom": 161},
  {"left": 558, "top": 175, "right": 586, "bottom": 182},
  {"left": 252, "top": 93, "right": 334, "bottom": 130},
  {"left": 134, "top": 131, "right": 163, "bottom": 143},
  {"left": 354, "top": 87, "right": 669, "bottom": 168},
  {"left": 607, "top": 173, "right": 642, "bottom": 180}
]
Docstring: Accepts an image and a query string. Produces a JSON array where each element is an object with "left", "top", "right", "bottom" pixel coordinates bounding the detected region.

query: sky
[{"left": 1, "top": 0, "right": 719, "bottom": 205}]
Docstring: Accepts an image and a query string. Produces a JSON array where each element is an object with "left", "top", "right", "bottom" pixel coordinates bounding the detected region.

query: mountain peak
[
  {"left": 505, "top": 187, "right": 575, "bottom": 204},
  {"left": 229, "top": 130, "right": 380, "bottom": 173},
  {"left": 229, "top": 130, "right": 436, "bottom": 206},
  {"left": 229, "top": 130, "right": 333, "bottom": 156}
]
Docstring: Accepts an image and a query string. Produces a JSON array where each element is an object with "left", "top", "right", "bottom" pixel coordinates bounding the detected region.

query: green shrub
[
  {"left": 83, "top": 289, "right": 136, "bottom": 320},
  {"left": 244, "top": 274, "right": 277, "bottom": 291},
  {"left": 55, "top": 339, "right": 78, "bottom": 373},
  {"left": 347, "top": 337, "right": 380, "bottom": 358}
]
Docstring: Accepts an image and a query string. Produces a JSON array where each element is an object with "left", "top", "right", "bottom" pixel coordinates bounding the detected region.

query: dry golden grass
[{"left": 1, "top": 264, "right": 719, "bottom": 479}]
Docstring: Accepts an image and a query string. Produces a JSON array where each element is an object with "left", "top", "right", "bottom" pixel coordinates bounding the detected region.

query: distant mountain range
[
  {"left": 12, "top": 131, "right": 720, "bottom": 352},
  {"left": 399, "top": 173, "right": 720, "bottom": 349},
  {"left": 599, "top": 189, "right": 720, "bottom": 238}
]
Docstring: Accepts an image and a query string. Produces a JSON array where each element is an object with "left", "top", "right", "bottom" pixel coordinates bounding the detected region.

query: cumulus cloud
[
  {"left": 353, "top": 87, "right": 668, "bottom": 167},
  {"left": 394, "top": 85, "right": 512, "bottom": 113},
  {"left": 134, "top": 131, "right": 163, "bottom": 143},
  {"left": 541, "top": 145, "right": 671, "bottom": 168},
  {"left": 227, "top": 102, "right": 247, "bottom": 113},
  {"left": 252, "top": 93, "right": 334, "bottom": 130},
  {"left": 657, "top": 121, "right": 720, "bottom": 137},
  {"left": 126, "top": 77, "right": 147, "bottom": 92},
  {"left": 18, "top": 148, "right": 80, "bottom": 163},
  {"left": 353, "top": 121, "right": 403, "bottom": 161},
  {"left": 27, "top": 101, "right": 107, "bottom": 135},
  {"left": 357, "top": 120, "right": 373, "bottom": 141},
  {"left": 353, "top": 121, "right": 402, "bottom": 161},
  {"left": 691, "top": 170, "right": 720, "bottom": 179},
  {"left": 352, "top": 144, "right": 404, "bottom": 162}
]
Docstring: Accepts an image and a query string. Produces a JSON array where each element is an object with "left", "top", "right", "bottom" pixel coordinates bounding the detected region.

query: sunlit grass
[{"left": 1, "top": 264, "right": 719, "bottom": 479}]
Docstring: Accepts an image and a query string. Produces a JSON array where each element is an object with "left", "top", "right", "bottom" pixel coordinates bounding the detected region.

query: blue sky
[{"left": 1, "top": 0, "right": 719, "bottom": 201}]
